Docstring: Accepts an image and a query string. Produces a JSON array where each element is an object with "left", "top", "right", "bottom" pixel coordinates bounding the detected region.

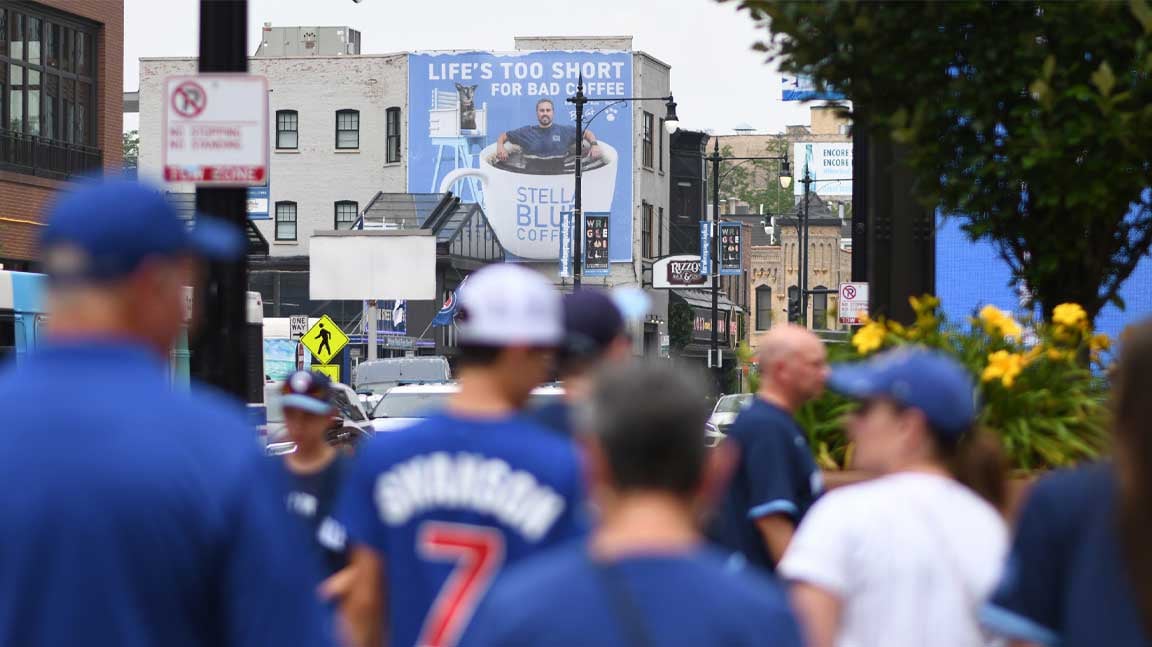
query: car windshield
[
  {"left": 332, "top": 390, "right": 365, "bottom": 422},
  {"left": 373, "top": 391, "right": 453, "bottom": 418},
  {"left": 715, "top": 394, "right": 752, "bottom": 413}
]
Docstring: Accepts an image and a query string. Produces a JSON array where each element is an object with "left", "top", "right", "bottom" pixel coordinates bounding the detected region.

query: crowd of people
[{"left": 2, "top": 177, "right": 1151, "bottom": 647}]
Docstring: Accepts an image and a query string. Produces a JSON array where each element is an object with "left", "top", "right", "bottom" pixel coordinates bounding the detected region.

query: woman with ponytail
[
  {"left": 778, "top": 346, "right": 1009, "bottom": 647},
  {"left": 983, "top": 318, "right": 1152, "bottom": 647}
]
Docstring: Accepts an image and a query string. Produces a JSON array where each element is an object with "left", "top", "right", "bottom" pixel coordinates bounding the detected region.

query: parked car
[
  {"left": 707, "top": 393, "right": 753, "bottom": 438},
  {"left": 263, "top": 380, "right": 374, "bottom": 455},
  {"left": 370, "top": 382, "right": 566, "bottom": 432}
]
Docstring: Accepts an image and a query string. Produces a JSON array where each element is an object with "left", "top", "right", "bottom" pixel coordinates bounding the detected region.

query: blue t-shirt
[
  {"left": 462, "top": 542, "right": 804, "bottom": 647},
  {"left": 0, "top": 342, "right": 331, "bottom": 647},
  {"left": 982, "top": 463, "right": 1150, "bottom": 647},
  {"left": 708, "top": 397, "right": 823, "bottom": 573},
  {"left": 336, "top": 411, "right": 587, "bottom": 647},
  {"left": 505, "top": 123, "right": 579, "bottom": 158}
]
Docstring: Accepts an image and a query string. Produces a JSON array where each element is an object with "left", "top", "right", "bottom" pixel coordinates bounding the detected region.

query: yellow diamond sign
[
  {"left": 311, "top": 364, "right": 340, "bottom": 383},
  {"left": 301, "top": 315, "right": 348, "bottom": 365}
]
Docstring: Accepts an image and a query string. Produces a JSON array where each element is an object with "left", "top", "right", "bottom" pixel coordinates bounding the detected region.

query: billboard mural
[
  {"left": 794, "top": 142, "right": 853, "bottom": 196},
  {"left": 408, "top": 51, "right": 634, "bottom": 262}
]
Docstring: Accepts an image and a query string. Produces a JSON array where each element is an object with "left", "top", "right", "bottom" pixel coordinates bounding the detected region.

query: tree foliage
[
  {"left": 122, "top": 130, "right": 139, "bottom": 169},
  {"left": 726, "top": 0, "right": 1152, "bottom": 322},
  {"left": 709, "top": 142, "right": 795, "bottom": 216}
]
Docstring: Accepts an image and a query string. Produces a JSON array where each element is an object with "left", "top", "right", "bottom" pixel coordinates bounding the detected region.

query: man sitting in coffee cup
[{"left": 496, "top": 98, "right": 602, "bottom": 164}]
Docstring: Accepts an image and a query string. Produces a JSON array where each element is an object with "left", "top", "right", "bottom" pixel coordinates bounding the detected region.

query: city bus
[{"left": 0, "top": 270, "right": 264, "bottom": 402}]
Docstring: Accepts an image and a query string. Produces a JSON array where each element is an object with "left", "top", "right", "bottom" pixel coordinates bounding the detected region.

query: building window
[
  {"left": 386, "top": 107, "right": 401, "bottom": 163},
  {"left": 641, "top": 202, "right": 654, "bottom": 259},
  {"left": 0, "top": 5, "right": 100, "bottom": 179},
  {"left": 642, "top": 111, "right": 654, "bottom": 168},
  {"left": 276, "top": 110, "right": 298, "bottom": 149},
  {"left": 336, "top": 109, "right": 359, "bottom": 149},
  {"left": 657, "top": 206, "right": 664, "bottom": 256},
  {"left": 813, "top": 285, "right": 829, "bottom": 330},
  {"left": 658, "top": 118, "right": 664, "bottom": 171},
  {"left": 335, "top": 200, "right": 358, "bottom": 230},
  {"left": 275, "top": 201, "right": 297, "bottom": 241}
]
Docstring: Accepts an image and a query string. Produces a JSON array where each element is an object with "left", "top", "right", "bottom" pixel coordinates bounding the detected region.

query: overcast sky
[{"left": 123, "top": 0, "right": 816, "bottom": 134}]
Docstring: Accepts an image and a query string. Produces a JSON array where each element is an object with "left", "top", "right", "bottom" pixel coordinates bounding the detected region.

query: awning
[{"left": 671, "top": 289, "right": 744, "bottom": 314}]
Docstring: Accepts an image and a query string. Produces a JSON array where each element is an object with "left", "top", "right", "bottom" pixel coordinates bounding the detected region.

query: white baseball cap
[{"left": 456, "top": 264, "right": 563, "bottom": 347}]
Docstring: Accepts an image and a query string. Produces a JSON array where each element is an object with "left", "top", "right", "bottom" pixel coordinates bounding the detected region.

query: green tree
[
  {"left": 726, "top": 0, "right": 1152, "bottom": 323},
  {"left": 708, "top": 141, "right": 794, "bottom": 217},
  {"left": 122, "top": 130, "right": 139, "bottom": 169}
]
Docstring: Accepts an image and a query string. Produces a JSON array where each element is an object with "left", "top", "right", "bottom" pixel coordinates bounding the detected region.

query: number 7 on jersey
[{"left": 417, "top": 522, "right": 506, "bottom": 647}]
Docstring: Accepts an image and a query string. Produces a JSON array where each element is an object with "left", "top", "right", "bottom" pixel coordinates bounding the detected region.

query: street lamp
[
  {"left": 705, "top": 138, "right": 791, "bottom": 389},
  {"left": 795, "top": 164, "right": 852, "bottom": 326},
  {"left": 569, "top": 76, "right": 679, "bottom": 288}
]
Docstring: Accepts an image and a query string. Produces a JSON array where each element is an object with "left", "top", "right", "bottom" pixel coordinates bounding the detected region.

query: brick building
[{"left": 0, "top": 0, "right": 123, "bottom": 270}]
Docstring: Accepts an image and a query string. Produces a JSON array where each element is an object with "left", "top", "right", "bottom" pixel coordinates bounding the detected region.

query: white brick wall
[{"left": 138, "top": 54, "right": 408, "bottom": 257}]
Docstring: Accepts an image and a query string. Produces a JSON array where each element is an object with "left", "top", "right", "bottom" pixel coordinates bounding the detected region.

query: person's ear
[{"left": 579, "top": 435, "right": 611, "bottom": 498}]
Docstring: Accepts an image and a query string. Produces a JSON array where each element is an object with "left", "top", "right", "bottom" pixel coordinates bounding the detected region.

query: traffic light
[{"left": 788, "top": 286, "right": 801, "bottom": 324}]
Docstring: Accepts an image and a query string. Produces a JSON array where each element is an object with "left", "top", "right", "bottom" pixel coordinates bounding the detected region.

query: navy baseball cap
[
  {"left": 563, "top": 289, "right": 626, "bottom": 358},
  {"left": 827, "top": 347, "right": 978, "bottom": 439},
  {"left": 279, "top": 370, "right": 335, "bottom": 415},
  {"left": 40, "top": 178, "right": 244, "bottom": 283}
]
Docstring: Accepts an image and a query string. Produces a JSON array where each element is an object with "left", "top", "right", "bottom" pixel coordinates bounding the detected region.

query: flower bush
[{"left": 797, "top": 296, "right": 1112, "bottom": 472}]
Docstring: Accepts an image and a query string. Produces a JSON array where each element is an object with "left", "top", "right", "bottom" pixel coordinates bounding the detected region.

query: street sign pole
[
  {"left": 190, "top": 0, "right": 248, "bottom": 399},
  {"left": 367, "top": 300, "right": 379, "bottom": 361}
]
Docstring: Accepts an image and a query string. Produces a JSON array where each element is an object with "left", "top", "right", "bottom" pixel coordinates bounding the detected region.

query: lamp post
[
  {"left": 796, "top": 166, "right": 852, "bottom": 328},
  {"left": 569, "top": 77, "right": 679, "bottom": 288},
  {"left": 705, "top": 138, "right": 792, "bottom": 389}
]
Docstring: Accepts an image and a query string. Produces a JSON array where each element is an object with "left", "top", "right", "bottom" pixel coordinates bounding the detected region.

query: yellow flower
[
  {"left": 852, "top": 321, "right": 887, "bottom": 354},
  {"left": 887, "top": 320, "right": 908, "bottom": 337},
  {"left": 909, "top": 294, "right": 941, "bottom": 316},
  {"left": 978, "top": 305, "right": 1023, "bottom": 339},
  {"left": 1052, "top": 303, "right": 1089, "bottom": 331},
  {"left": 982, "top": 350, "right": 1025, "bottom": 388},
  {"left": 1047, "top": 348, "right": 1068, "bottom": 362},
  {"left": 1090, "top": 333, "right": 1111, "bottom": 352},
  {"left": 1023, "top": 345, "right": 1045, "bottom": 364}
]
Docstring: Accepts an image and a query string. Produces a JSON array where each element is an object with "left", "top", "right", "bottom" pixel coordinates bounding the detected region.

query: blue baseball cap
[
  {"left": 563, "top": 289, "right": 626, "bottom": 358},
  {"left": 827, "top": 347, "right": 978, "bottom": 439},
  {"left": 279, "top": 370, "right": 335, "bottom": 415},
  {"left": 40, "top": 178, "right": 244, "bottom": 283}
]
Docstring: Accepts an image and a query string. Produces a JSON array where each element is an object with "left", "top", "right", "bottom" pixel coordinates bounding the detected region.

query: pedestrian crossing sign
[
  {"left": 311, "top": 364, "right": 340, "bottom": 383},
  {"left": 301, "top": 315, "right": 348, "bottom": 365}
]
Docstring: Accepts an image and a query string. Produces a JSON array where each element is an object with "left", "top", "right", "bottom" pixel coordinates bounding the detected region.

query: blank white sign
[{"left": 309, "top": 233, "right": 436, "bottom": 301}]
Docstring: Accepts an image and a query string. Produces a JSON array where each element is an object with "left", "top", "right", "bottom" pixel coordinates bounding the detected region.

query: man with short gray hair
[
  {"left": 462, "top": 362, "right": 803, "bottom": 647},
  {"left": 709, "top": 324, "right": 830, "bottom": 573}
]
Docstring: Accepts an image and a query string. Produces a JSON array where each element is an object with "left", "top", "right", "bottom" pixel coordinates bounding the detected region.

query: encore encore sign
[{"left": 162, "top": 74, "right": 269, "bottom": 186}]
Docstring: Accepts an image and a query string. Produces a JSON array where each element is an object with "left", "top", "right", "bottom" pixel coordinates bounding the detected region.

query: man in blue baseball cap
[
  {"left": 0, "top": 179, "right": 332, "bottom": 647},
  {"left": 778, "top": 346, "right": 1007, "bottom": 647},
  {"left": 529, "top": 288, "right": 633, "bottom": 436}
]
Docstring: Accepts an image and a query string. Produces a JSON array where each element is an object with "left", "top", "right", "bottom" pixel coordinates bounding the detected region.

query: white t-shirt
[{"left": 779, "top": 472, "right": 1008, "bottom": 647}]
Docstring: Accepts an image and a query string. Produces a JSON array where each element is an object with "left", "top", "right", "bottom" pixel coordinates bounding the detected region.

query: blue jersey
[
  {"left": 0, "top": 342, "right": 331, "bottom": 647},
  {"left": 463, "top": 542, "right": 804, "bottom": 647},
  {"left": 505, "top": 123, "right": 579, "bottom": 158},
  {"left": 708, "top": 397, "right": 823, "bottom": 572},
  {"left": 336, "top": 411, "right": 587, "bottom": 647},
  {"left": 982, "top": 463, "right": 1149, "bottom": 646}
]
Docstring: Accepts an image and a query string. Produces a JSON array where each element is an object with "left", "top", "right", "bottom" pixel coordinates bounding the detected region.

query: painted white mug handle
[{"left": 438, "top": 167, "right": 489, "bottom": 194}]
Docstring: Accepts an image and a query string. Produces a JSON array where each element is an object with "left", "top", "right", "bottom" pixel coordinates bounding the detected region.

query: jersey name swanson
[{"left": 374, "top": 451, "right": 566, "bottom": 541}]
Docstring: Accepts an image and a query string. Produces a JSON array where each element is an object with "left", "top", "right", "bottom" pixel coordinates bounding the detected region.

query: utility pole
[
  {"left": 190, "top": 0, "right": 249, "bottom": 399},
  {"left": 709, "top": 139, "right": 722, "bottom": 391}
]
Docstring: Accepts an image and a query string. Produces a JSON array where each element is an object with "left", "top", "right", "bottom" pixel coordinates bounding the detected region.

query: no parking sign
[{"left": 838, "top": 282, "right": 869, "bottom": 325}]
